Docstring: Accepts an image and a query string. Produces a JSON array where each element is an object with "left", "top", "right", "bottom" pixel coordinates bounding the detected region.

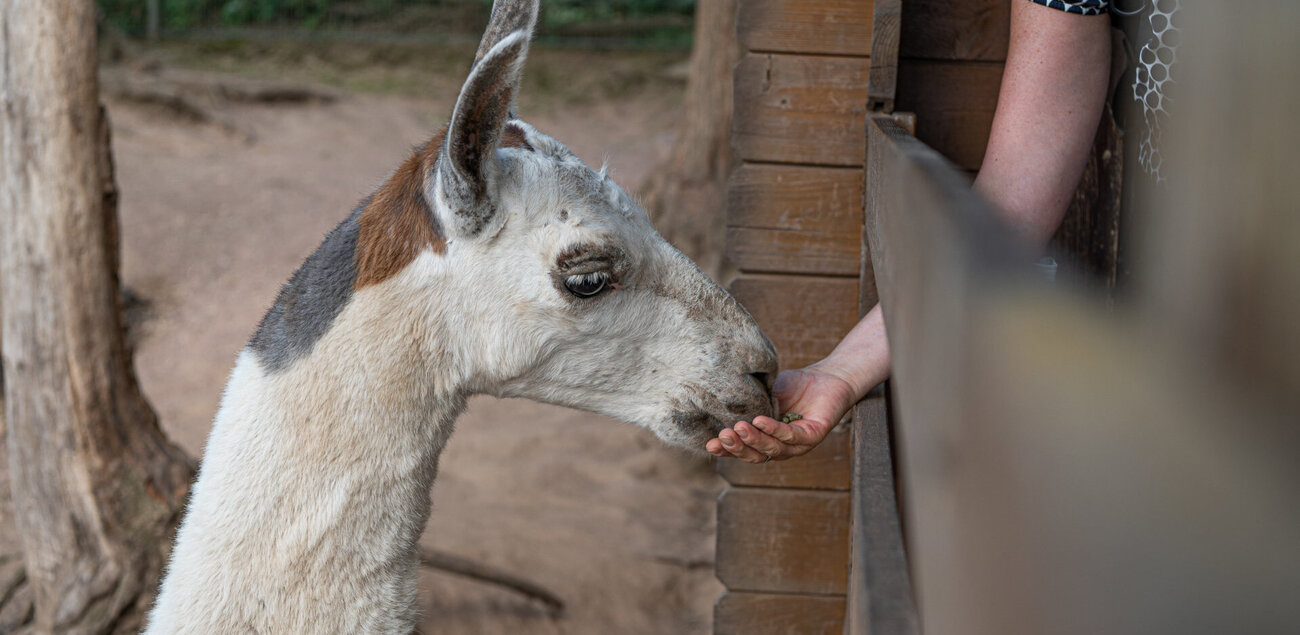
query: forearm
[
  {"left": 810, "top": 303, "right": 890, "bottom": 401},
  {"left": 974, "top": 0, "right": 1111, "bottom": 248}
]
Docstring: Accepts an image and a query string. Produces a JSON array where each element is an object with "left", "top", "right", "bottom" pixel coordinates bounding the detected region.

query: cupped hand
[{"left": 706, "top": 365, "right": 859, "bottom": 463}]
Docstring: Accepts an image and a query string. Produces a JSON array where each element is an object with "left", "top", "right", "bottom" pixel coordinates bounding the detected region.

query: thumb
[{"left": 771, "top": 370, "right": 807, "bottom": 410}]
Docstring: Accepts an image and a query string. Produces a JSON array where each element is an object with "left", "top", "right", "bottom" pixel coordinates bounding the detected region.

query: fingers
[
  {"left": 733, "top": 421, "right": 787, "bottom": 459},
  {"left": 717, "top": 427, "right": 773, "bottom": 464},
  {"left": 752, "top": 415, "right": 828, "bottom": 448}
]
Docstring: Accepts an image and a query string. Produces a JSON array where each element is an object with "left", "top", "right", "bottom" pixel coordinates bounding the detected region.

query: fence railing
[{"left": 850, "top": 103, "right": 1300, "bottom": 633}]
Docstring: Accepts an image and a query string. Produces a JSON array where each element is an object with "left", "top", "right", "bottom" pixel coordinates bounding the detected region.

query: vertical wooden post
[
  {"left": 0, "top": 2, "right": 193, "bottom": 631},
  {"left": 147, "top": 0, "right": 162, "bottom": 40}
]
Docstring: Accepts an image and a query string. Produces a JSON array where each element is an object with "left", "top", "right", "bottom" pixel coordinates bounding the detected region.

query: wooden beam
[
  {"left": 900, "top": 0, "right": 1010, "bottom": 62},
  {"left": 867, "top": 0, "right": 902, "bottom": 111},
  {"left": 732, "top": 53, "right": 869, "bottom": 167},
  {"left": 715, "top": 591, "right": 846, "bottom": 635},
  {"left": 716, "top": 487, "right": 851, "bottom": 594},
  {"left": 845, "top": 389, "right": 920, "bottom": 635},
  {"left": 738, "top": 0, "right": 873, "bottom": 57}
]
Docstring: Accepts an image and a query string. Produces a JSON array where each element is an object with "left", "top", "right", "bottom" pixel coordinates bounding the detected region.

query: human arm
[{"left": 707, "top": 0, "right": 1112, "bottom": 463}]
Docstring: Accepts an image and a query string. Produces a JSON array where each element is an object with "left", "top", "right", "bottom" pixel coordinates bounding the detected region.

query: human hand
[{"left": 705, "top": 364, "right": 858, "bottom": 463}]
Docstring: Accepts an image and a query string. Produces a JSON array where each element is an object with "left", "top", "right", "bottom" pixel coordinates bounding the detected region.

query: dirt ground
[{"left": 19, "top": 44, "right": 722, "bottom": 633}]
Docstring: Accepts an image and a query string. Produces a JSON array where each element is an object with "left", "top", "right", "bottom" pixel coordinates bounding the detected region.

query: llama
[{"left": 146, "top": 1, "right": 777, "bottom": 631}]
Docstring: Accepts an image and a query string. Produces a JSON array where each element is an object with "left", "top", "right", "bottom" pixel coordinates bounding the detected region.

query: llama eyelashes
[{"left": 563, "top": 271, "right": 612, "bottom": 298}]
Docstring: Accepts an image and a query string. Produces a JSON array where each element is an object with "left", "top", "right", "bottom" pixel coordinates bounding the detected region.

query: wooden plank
[
  {"left": 729, "top": 275, "right": 859, "bottom": 370},
  {"left": 727, "top": 164, "right": 863, "bottom": 233},
  {"left": 726, "top": 163, "right": 864, "bottom": 274},
  {"left": 900, "top": 0, "right": 1010, "bottom": 62},
  {"left": 896, "top": 59, "right": 1003, "bottom": 171},
  {"left": 726, "top": 227, "right": 860, "bottom": 276},
  {"left": 1050, "top": 104, "right": 1123, "bottom": 290},
  {"left": 867, "top": 0, "right": 901, "bottom": 111},
  {"left": 717, "top": 422, "right": 851, "bottom": 490},
  {"left": 738, "top": 0, "right": 873, "bottom": 57},
  {"left": 732, "top": 53, "right": 869, "bottom": 167},
  {"left": 716, "top": 487, "right": 851, "bottom": 594},
  {"left": 845, "top": 389, "right": 920, "bottom": 635},
  {"left": 732, "top": 56, "right": 999, "bottom": 171},
  {"left": 715, "top": 591, "right": 846, "bottom": 635}
]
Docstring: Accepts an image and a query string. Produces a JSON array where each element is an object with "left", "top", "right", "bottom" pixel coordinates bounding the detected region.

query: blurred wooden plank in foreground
[{"left": 859, "top": 1, "right": 1300, "bottom": 621}]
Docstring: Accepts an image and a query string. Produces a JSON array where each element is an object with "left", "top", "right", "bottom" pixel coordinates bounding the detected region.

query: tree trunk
[
  {"left": 0, "top": 2, "right": 195, "bottom": 633},
  {"left": 639, "top": 0, "right": 740, "bottom": 279}
]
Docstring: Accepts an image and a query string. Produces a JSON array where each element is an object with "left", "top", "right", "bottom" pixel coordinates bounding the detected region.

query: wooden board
[
  {"left": 732, "top": 53, "right": 869, "bottom": 167},
  {"left": 726, "top": 163, "right": 864, "bottom": 274},
  {"left": 726, "top": 227, "right": 861, "bottom": 276},
  {"left": 729, "top": 275, "right": 860, "bottom": 370},
  {"left": 896, "top": 60, "right": 1004, "bottom": 171},
  {"left": 900, "top": 0, "right": 1011, "bottom": 62},
  {"left": 846, "top": 389, "right": 920, "bottom": 635},
  {"left": 716, "top": 487, "right": 851, "bottom": 594},
  {"left": 738, "top": 0, "right": 873, "bottom": 57},
  {"left": 717, "top": 422, "right": 851, "bottom": 490},
  {"left": 727, "top": 164, "right": 863, "bottom": 233},
  {"left": 714, "top": 591, "right": 846, "bottom": 635},
  {"left": 868, "top": 0, "right": 902, "bottom": 111},
  {"left": 734, "top": 55, "right": 1001, "bottom": 171}
]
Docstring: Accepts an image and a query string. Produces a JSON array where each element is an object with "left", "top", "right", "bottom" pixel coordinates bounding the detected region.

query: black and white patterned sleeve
[{"left": 1028, "top": 0, "right": 1110, "bottom": 16}]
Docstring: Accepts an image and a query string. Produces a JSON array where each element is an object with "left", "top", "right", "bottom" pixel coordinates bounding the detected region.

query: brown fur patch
[
  {"left": 355, "top": 126, "right": 449, "bottom": 289},
  {"left": 501, "top": 123, "right": 533, "bottom": 151}
]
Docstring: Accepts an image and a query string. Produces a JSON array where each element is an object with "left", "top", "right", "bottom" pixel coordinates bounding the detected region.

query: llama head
[{"left": 399, "top": 0, "right": 777, "bottom": 450}]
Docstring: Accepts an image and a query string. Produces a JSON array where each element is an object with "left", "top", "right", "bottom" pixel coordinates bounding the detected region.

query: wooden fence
[
  {"left": 847, "top": 2, "right": 1300, "bottom": 631},
  {"left": 720, "top": 1, "right": 1299, "bottom": 633}
]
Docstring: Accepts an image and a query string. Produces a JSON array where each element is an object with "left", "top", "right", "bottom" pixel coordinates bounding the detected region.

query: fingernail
[{"left": 737, "top": 427, "right": 751, "bottom": 440}]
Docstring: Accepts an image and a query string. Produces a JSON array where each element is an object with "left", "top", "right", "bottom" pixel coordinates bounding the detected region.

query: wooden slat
[
  {"left": 717, "top": 422, "right": 851, "bottom": 490},
  {"left": 1050, "top": 104, "right": 1123, "bottom": 289},
  {"left": 716, "top": 487, "right": 851, "bottom": 594},
  {"left": 732, "top": 53, "right": 869, "bottom": 167},
  {"left": 900, "top": 0, "right": 1011, "bottom": 62},
  {"left": 896, "top": 59, "right": 1004, "bottom": 171},
  {"left": 715, "top": 591, "right": 846, "bottom": 635},
  {"left": 729, "top": 275, "right": 859, "bottom": 370},
  {"left": 867, "top": 0, "right": 901, "bottom": 111},
  {"left": 738, "top": 0, "right": 873, "bottom": 57},
  {"left": 727, "top": 164, "right": 863, "bottom": 233},
  {"left": 726, "top": 227, "right": 860, "bottom": 276},
  {"left": 733, "top": 55, "right": 1000, "bottom": 171},
  {"left": 845, "top": 389, "right": 920, "bottom": 635}
]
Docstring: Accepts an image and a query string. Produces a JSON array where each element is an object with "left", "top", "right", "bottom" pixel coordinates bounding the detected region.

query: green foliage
[
  {"left": 544, "top": 0, "right": 695, "bottom": 27},
  {"left": 98, "top": 0, "right": 695, "bottom": 34}
]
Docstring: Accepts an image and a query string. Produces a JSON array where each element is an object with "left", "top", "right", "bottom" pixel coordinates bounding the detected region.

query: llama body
[{"left": 148, "top": 2, "right": 777, "bottom": 631}]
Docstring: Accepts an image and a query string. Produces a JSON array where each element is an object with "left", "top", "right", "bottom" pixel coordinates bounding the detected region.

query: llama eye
[{"left": 563, "top": 272, "right": 610, "bottom": 298}]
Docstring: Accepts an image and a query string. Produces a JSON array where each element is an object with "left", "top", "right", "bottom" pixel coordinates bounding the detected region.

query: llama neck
[{"left": 151, "top": 269, "right": 469, "bottom": 633}]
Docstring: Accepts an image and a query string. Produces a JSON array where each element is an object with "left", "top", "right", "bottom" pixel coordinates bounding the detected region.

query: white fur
[{"left": 148, "top": 63, "right": 775, "bottom": 635}]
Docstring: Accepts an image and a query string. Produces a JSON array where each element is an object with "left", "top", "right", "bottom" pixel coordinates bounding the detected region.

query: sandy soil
[{"left": 81, "top": 50, "right": 721, "bottom": 633}]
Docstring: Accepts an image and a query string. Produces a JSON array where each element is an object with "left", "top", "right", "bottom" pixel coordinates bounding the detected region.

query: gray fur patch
[{"left": 248, "top": 202, "right": 365, "bottom": 373}]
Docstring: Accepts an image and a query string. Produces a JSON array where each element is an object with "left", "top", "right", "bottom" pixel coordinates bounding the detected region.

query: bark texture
[
  {"left": 639, "top": 0, "right": 740, "bottom": 278},
  {"left": 0, "top": 2, "right": 195, "bottom": 632}
]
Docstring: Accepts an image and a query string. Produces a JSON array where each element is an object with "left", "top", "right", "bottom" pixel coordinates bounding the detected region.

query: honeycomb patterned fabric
[
  {"left": 1130, "top": 0, "right": 1179, "bottom": 183},
  {"left": 1029, "top": 0, "right": 1180, "bottom": 182},
  {"left": 1029, "top": 0, "right": 1110, "bottom": 16}
]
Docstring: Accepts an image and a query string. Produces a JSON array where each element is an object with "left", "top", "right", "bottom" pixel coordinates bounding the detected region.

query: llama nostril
[{"left": 749, "top": 372, "right": 773, "bottom": 399}]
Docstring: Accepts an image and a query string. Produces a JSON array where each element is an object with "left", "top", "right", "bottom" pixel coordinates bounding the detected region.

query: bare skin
[{"left": 708, "top": 0, "right": 1112, "bottom": 463}]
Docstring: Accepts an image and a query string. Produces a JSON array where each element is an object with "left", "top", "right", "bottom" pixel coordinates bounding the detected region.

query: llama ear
[
  {"left": 436, "top": 31, "right": 530, "bottom": 239},
  {"left": 474, "top": 0, "right": 539, "bottom": 75}
]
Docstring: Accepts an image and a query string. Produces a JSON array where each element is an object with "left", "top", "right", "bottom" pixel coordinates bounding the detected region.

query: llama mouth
[{"left": 676, "top": 384, "right": 767, "bottom": 435}]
